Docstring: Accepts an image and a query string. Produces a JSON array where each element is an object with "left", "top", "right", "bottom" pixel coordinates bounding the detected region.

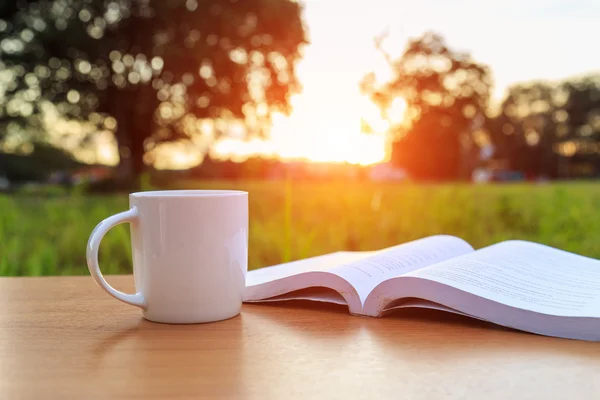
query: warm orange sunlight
[
  {"left": 202, "top": 0, "right": 600, "bottom": 170},
  {"left": 206, "top": 1, "right": 404, "bottom": 168},
  {"left": 212, "top": 94, "right": 392, "bottom": 165},
  {"left": 67, "top": 0, "right": 600, "bottom": 169}
]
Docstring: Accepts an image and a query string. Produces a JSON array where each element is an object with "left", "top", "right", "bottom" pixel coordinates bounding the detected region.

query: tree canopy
[
  {"left": 361, "top": 31, "right": 493, "bottom": 180},
  {"left": 490, "top": 75, "right": 600, "bottom": 178},
  {"left": 0, "top": 0, "right": 307, "bottom": 186}
]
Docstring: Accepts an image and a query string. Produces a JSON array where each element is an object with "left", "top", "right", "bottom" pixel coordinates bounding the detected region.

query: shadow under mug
[{"left": 86, "top": 190, "right": 248, "bottom": 324}]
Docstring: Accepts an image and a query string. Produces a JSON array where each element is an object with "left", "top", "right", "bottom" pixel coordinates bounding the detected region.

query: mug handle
[{"left": 86, "top": 207, "right": 146, "bottom": 310}]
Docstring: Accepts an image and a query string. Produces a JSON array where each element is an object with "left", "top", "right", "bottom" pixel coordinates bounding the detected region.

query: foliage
[
  {"left": 0, "top": 142, "right": 81, "bottom": 182},
  {"left": 0, "top": 0, "right": 307, "bottom": 185},
  {"left": 2, "top": 180, "right": 600, "bottom": 276},
  {"left": 489, "top": 74, "right": 600, "bottom": 178},
  {"left": 361, "top": 31, "right": 493, "bottom": 180}
]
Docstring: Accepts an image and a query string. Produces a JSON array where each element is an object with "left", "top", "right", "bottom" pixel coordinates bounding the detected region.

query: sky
[
  {"left": 291, "top": 0, "right": 600, "bottom": 100},
  {"left": 101, "top": 0, "right": 600, "bottom": 168}
]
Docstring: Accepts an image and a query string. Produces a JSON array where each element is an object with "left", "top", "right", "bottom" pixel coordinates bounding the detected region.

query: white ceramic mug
[{"left": 86, "top": 190, "right": 248, "bottom": 324}]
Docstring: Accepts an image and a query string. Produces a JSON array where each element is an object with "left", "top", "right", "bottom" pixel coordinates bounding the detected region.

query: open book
[{"left": 244, "top": 235, "right": 600, "bottom": 341}]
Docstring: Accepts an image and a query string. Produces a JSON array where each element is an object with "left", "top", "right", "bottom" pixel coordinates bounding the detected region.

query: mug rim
[{"left": 130, "top": 190, "right": 247, "bottom": 198}]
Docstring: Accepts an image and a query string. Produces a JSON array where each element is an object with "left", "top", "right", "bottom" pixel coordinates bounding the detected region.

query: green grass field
[{"left": 1, "top": 180, "right": 599, "bottom": 276}]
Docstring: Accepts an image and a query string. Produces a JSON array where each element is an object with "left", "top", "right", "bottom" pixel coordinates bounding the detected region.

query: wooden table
[{"left": 1, "top": 276, "right": 599, "bottom": 399}]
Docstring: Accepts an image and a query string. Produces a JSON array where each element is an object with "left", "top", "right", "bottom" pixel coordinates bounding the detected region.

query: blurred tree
[
  {"left": 361, "top": 31, "right": 493, "bottom": 180},
  {"left": 0, "top": 0, "right": 307, "bottom": 187},
  {"left": 489, "top": 74, "right": 600, "bottom": 178},
  {"left": 488, "top": 82, "right": 557, "bottom": 178},
  {"left": 0, "top": 141, "right": 81, "bottom": 183}
]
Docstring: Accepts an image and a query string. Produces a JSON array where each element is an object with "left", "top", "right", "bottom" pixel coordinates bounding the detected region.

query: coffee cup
[{"left": 86, "top": 190, "right": 248, "bottom": 323}]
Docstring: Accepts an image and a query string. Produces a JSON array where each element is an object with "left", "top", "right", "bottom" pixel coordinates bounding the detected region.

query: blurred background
[{"left": 0, "top": 0, "right": 599, "bottom": 276}]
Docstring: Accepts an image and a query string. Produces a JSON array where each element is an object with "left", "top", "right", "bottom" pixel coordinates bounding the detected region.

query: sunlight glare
[
  {"left": 96, "top": 131, "right": 119, "bottom": 165},
  {"left": 151, "top": 142, "right": 203, "bottom": 170},
  {"left": 389, "top": 97, "right": 408, "bottom": 125},
  {"left": 212, "top": 109, "right": 387, "bottom": 165}
]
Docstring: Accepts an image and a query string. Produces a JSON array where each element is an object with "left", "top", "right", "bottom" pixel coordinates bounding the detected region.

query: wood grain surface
[{"left": 0, "top": 275, "right": 599, "bottom": 400}]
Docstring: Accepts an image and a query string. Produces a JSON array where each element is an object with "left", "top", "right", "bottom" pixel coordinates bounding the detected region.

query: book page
[
  {"left": 405, "top": 240, "right": 600, "bottom": 317},
  {"left": 246, "top": 251, "right": 376, "bottom": 287},
  {"left": 330, "top": 235, "right": 474, "bottom": 305}
]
